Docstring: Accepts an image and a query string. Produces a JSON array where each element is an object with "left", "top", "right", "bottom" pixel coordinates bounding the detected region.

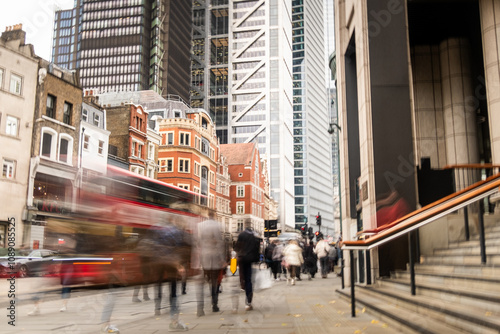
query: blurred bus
[{"left": 48, "top": 166, "right": 207, "bottom": 286}]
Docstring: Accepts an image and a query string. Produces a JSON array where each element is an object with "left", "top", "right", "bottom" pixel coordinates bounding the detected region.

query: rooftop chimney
[{"left": 1, "top": 24, "right": 26, "bottom": 44}]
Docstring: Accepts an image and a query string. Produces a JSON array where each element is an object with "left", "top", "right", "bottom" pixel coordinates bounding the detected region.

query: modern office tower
[
  {"left": 191, "top": 1, "right": 230, "bottom": 144},
  {"left": 52, "top": 8, "right": 79, "bottom": 70},
  {"left": 291, "top": 0, "right": 334, "bottom": 235},
  {"left": 190, "top": 1, "right": 295, "bottom": 229},
  {"left": 52, "top": 0, "right": 193, "bottom": 102},
  {"left": 191, "top": 1, "right": 335, "bottom": 231}
]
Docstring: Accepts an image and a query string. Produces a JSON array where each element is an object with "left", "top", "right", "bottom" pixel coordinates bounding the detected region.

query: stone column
[
  {"left": 440, "top": 38, "right": 479, "bottom": 170},
  {"left": 479, "top": 0, "right": 500, "bottom": 165}
]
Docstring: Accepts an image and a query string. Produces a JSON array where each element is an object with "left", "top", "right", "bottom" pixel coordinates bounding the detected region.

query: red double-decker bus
[{"left": 50, "top": 166, "right": 207, "bottom": 287}]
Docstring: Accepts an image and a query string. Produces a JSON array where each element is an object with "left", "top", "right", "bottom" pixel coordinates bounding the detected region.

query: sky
[{"left": 0, "top": 0, "right": 75, "bottom": 60}]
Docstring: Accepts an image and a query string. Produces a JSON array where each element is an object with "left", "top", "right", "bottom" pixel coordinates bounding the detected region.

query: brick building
[
  {"left": 106, "top": 102, "right": 149, "bottom": 174},
  {"left": 220, "top": 143, "right": 266, "bottom": 239},
  {"left": 26, "top": 59, "right": 83, "bottom": 249}
]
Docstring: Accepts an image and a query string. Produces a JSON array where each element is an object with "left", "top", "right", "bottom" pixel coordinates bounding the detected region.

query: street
[{"left": 0, "top": 270, "right": 399, "bottom": 334}]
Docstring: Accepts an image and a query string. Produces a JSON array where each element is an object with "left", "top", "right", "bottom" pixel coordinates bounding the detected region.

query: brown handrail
[{"left": 343, "top": 172, "right": 500, "bottom": 249}]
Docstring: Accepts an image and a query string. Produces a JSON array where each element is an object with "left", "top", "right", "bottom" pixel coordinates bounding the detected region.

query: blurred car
[{"left": 0, "top": 249, "right": 59, "bottom": 278}]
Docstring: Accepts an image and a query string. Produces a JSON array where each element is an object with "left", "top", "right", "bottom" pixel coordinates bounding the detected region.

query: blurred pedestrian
[
  {"left": 314, "top": 235, "right": 331, "bottom": 278},
  {"left": 150, "top": 224, "right": 191, "bottom": 331},
  {"left": 282, "top": 239, "right": 304, "bottom": 285},
  {"left": 303, "top": 240, "right": 318, "bottom": 280},
  {"left": 271, "top": 240, "right": 283, "bottom": 281},
  {"left": 197, "top": 215, "right": 226, "bottom": 316},
  {"left": 132, "top": 232, "right": 152, "bottom": 303},
  {"left": 234, "top": 227, "right": 260, "bottom": 311}
]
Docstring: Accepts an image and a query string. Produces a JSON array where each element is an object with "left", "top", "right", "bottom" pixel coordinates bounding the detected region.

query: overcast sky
[{"left": 0, "top": 0, "right": 75, "bottom": 60}]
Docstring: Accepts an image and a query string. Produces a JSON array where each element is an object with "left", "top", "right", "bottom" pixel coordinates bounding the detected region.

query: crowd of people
[
  {"left": 25, "top": 221, "right": 342, "bottom": 333},
  {"left": 264, "top": 233, "right": 342, "bottom": 284}
]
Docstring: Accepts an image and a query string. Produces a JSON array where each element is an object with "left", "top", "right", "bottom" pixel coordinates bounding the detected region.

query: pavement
[{"left": 0, "top": 270, "right": 400, "bottom": 334}]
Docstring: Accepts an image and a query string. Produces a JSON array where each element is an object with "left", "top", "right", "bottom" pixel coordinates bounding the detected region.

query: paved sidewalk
[{"left": 1, "top": 272, "right": 399, "bottom": 333}]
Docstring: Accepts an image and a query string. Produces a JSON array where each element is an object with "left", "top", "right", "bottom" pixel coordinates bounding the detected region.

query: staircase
[{"left": 337, "top": 222, "right": 500, "bottom": 334}]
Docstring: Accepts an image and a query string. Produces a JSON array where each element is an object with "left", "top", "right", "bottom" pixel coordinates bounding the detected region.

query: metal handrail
[
  {"left": 343, "top": 172, "right": 500, "bottom": 250},
  {"left": 341, "top": 171, "right": 500, "bottom": 317}
]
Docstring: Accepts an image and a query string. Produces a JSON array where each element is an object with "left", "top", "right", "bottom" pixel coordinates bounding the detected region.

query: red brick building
[
  {"left": 106, "top": 103, "right": 149, "bottom": 174},
  {"left": 157, "top": 109, "right": 219, "bottom": 210},
  {"left": 220, "top": 143, "right": 266, "bottom": 238}
]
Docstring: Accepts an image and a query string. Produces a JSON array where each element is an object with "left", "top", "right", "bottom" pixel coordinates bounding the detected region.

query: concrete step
[
  {"left": 377, "top": 277, "right": 500, "bottom": 313},
  {"left": 433, "top": 244, "right": 500, "bottom": 256},
  {"left": 346, "top": 285, "right": 500, "bottom": 334},
  {"left": 414, "top": 263, "right": 500, "bottom": 277},
  {"left": 336, "top": 288, "right": 466, "bottom": 334},
  {"left": 393, "top": 270, "right": 500, "bottom": 293},
  {"left": 420, "top": 253, "right": 500, "bottom": 265}
]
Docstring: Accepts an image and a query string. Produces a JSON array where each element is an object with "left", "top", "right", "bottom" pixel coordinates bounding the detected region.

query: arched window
[
  {"left": 59, "top": 133, "right": 74, "bottom": 165},
  {"left": 40, "top": 127, "right": 58, "bottom": 160}
]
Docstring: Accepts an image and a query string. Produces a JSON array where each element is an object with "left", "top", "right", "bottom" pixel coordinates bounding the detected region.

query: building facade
[
  {"left": 191, "top": 0, "right": 295, "bottom": 231},
  {"left": 53, "top": 0, "right": 193, "bottom": 102},
  {"left": 80, "top": 95, "right": 110, "bottom": 180},
  {"left": 291, "top": 0, "right": 335, "bottom": 236},
  {"left": 220, "top": 142, "right": 266, "bottom": 238},
  {"left": 335, "top": 0, "right": 500, "bottom": 282},
  {"left": 0, "top": 26, "right": 39, "bottom": 247},
  {"left": 106, "top": 102, "right": 149, "bottom": 175},
  {"left": 26, "top": 60, "right": 83, "bottom": 249}
]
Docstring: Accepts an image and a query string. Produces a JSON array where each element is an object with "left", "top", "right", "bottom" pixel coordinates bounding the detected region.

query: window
[
  {"left": 137, "top": 144, "right": 142, "bottom": 158},
  {"left": 98, "top": 140, "right": 104, "bottom": 155},
  {"left": 237, "top": 201, "right": 245, "bottom": 214},
  {"left": 58, "top": 135, "right": 73, "bottom": 164},
  {"left": 148, "top": 143, "right": 154, "bottom": 160},
  {"left": 167, "top": 132, "right": 174, "bottom": 145},
  {"left": 179, "top": 158, "right": 190, "bottom": 173},
  {"left": 6, "top": 116, "right": 18, "bottom": 136},
  {"left": 178, "top": 184, "right": 189, "bottom": 190},
  {"left": 63, "top": 102, "right": 72, "bottom": 125},
  {"left": 0, "top": 68, "right": 4, "bottom": 88},
  {"left": 166, "top": 158, "right": 173, "bottom": 172},
  {"left": 201, "top": 137, "right": 210, "bottom": 156},
  {"left": 9, "top": 74, "right": 22, "bottom": 95},
  {"left": 131, "top": 142, "right": 136, "bottom": 156},
  {"left": 94, "top": 113, "right": 100, "bottom": 127},
  {"left": 83, "top": 134, "right": 90, "bottom": 150},
  {"left": 2, "top": 159, "right": 15, "bottom": 179},
  {"left": 194, "top": 162, "right": 200, "bottom": 176},
  {"left": 179, "top": 132, "right": 190, "bottom": 146},
  {"left": 82, "top": 108, "right": 88, "bottom": 122},
  {"left": 46, "top": 95, "right": 56, "bottom": 118},
  {"left": 41, "top": 128, "right": 57, "bottom": 159},
  {"left": 237, "top": 185, "right": 244, "bottom": 197}
]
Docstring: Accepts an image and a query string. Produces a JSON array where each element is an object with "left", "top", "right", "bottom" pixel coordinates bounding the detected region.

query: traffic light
[
  {"left": 316, "top": 213, "right": 322, "bottom": 226},
  {"left": 308, "top": 227, "right": 313, "bottom": 239},
  {"left": 315, "top": 231, "right": 323, "bottom": 241},
  {"left": 301, "top": 223, "right": 308, "bottom": 236}
]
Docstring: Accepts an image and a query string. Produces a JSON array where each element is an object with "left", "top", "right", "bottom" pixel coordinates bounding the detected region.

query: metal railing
[{"left": 341, "top": 169, "right": 500, "bottom": 317}]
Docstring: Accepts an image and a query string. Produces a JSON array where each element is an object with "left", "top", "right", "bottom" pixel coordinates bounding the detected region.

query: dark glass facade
[{"left": 53, "top": 0, "right": 193, "bottom": 102}]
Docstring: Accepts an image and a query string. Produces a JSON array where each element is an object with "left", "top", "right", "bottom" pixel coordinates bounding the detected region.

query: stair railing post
[
  {"left": 366, "top": 249, "right": 371, "bottom": 285},
  {"left": 341, "top": 257, "right": 345, "bottom": 289},
  {"left": 350, "top": 249, "right": 356, "bottom": 317},
  {"left": 408, "top": 231, "right": 416, "bottom": 296},
  {"left": 463, "top": 206, "right": 470, "bottom": 241},
  {"left": 478, "top": 199, "right": 487, "bottom": 264}
]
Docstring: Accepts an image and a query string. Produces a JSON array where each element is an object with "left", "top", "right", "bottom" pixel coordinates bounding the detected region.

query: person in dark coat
[
  {"left": 234, "top": 227, "right": 260, "bottom": 311},
  {"left": 303, "top": 240, "right": 318, "bottom": 280}
]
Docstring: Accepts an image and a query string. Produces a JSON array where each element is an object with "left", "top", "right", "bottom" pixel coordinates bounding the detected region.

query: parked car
[{"left": 0, "top": 249, "right": 59, "bottom": 278}]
